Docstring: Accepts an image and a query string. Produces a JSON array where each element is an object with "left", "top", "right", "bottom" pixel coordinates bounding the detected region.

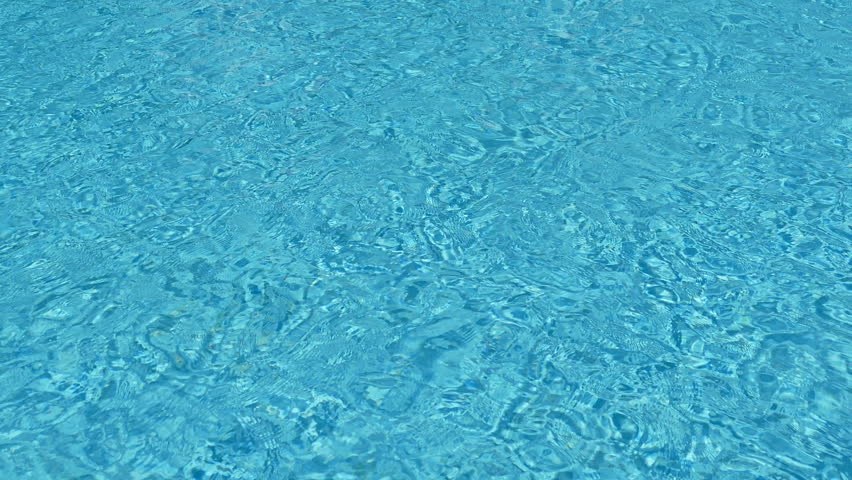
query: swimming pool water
[{"left": 1, "top": 0, "right": 850, "bottom": 478}]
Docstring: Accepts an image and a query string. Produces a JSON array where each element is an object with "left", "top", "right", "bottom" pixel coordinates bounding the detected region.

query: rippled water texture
[{"left": 1, "top": 0, "right": 850, "bottom": 478}]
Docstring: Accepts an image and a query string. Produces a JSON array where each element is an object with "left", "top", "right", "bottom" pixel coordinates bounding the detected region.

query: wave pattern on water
[{"left": 0, "top": 0, "right": 850, "bottom": 478}]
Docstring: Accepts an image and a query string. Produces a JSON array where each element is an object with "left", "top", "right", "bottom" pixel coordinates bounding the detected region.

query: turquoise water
[{"left": 1, "top": 0, "right": 850, "bottom": 478}]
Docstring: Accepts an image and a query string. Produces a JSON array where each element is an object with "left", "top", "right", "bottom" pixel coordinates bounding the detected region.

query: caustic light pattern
[{"left": 0, "top": 0, "right": 850, "bottom": 479}]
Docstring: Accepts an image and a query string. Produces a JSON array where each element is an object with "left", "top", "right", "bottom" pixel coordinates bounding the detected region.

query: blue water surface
[{"left": 1, "top": 0, "right": 850, "bottom": 478}]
